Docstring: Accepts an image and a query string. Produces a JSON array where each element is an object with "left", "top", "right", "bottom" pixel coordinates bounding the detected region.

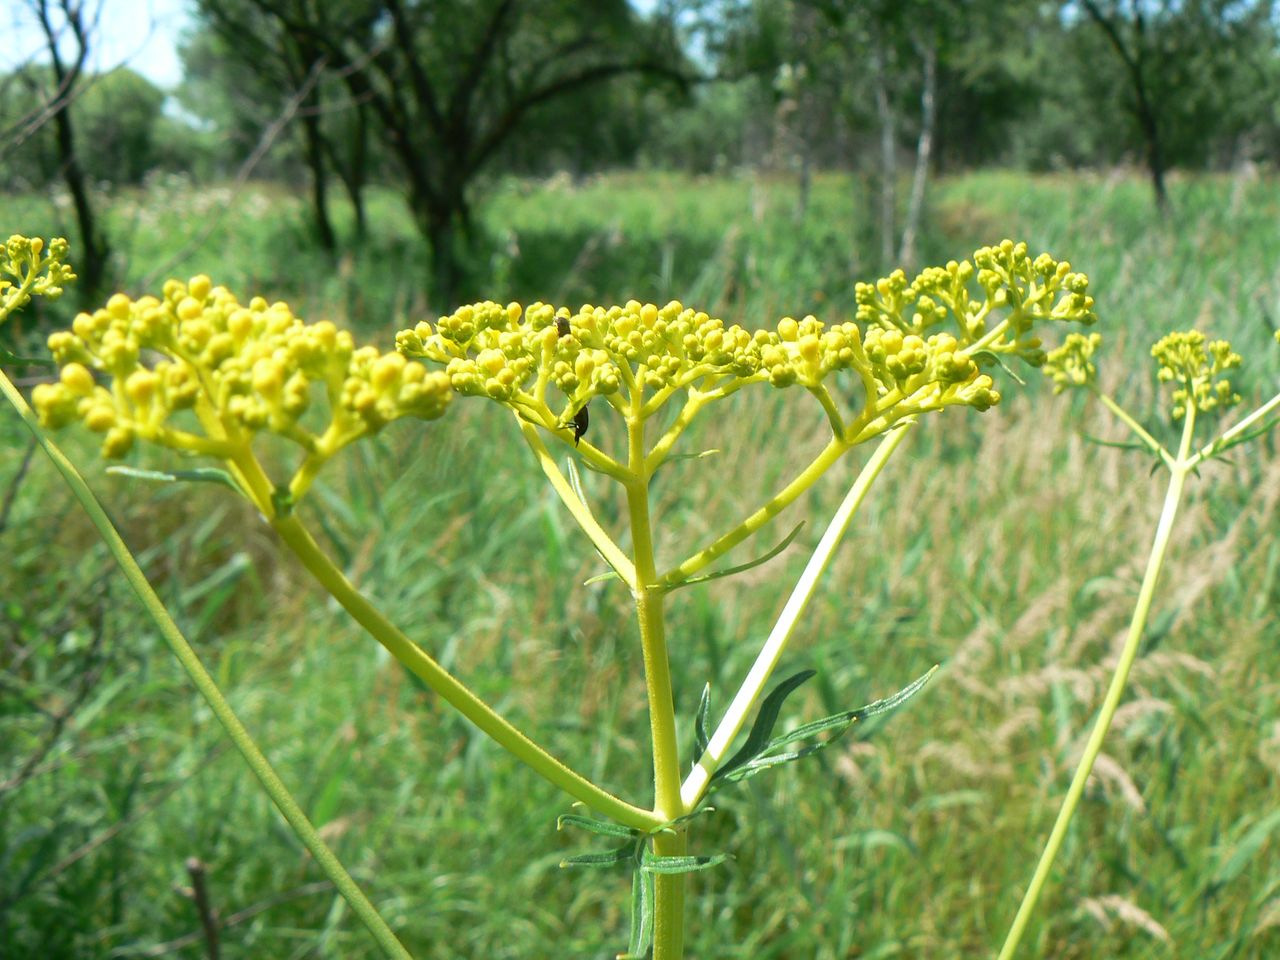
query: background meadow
[{"left": 4, "top": 1, "right": 1280, "bottom": 957}]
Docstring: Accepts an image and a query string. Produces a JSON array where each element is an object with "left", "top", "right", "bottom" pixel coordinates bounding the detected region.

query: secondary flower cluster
[
  {"left": 1, "top": 235, "right": 76, "bottom": 323},
  {"left": 34, "top": 276, "right": 452, "bottom": 462},
  {"left": 396, "top": 241, "right": 1097, "bottom": 445},
  {"left": 1043, "top": 332, "right": 1102, "bottom": 393},
  {"left": 856, "top": 240, "right": 1096, "bottom": 366},
  {"left": 1150, "top": 330, "right": 1242, "bottom": 419}
]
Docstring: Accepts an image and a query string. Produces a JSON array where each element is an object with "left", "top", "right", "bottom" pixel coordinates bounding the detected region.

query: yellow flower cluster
[
  {"left": 1150, "top": 330, "right": 1242, "bottom": 419},
  {"left": 856, "top": 240, "right": 1097, "bottom": 366},
  {"left": 1, "top": 235, "right": 76, "bottom": 322},
  {"left": 396, "top": 241, "right": 1096, "bottom": 441},
  {"left": 1043, "top": 332, "right": 1102, "bottom": 393},
  {"left": 34, "top": 276, "right": 452, "bottom": 462}
]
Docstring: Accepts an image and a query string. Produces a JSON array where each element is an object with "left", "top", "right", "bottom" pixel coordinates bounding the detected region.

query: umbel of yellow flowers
[
  {"left": 1044, "top": 328, "right": 1247, "bottom": 421},
  {"left": 34, "top": 276, "right": 453, "bottom": 462},
  {"left": 396, "top": 240, "right": 1098, "bottom": 446}
]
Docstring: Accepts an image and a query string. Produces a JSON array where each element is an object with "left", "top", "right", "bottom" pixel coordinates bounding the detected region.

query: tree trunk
[
  {"left": 1134, "top": 91, "right": 1169, "bottom": 214},
  {"left": 424, "top": 207, "right": 463, "bottom": 310},
  {"left": 36, "top": 0, "right": 108, "bottom": 301},
  {"left": 899, "top": 37, "right": 938, "bottom": 268},
  {"left": 871, "top": 44, "right": 897, "bottom": 269},
  {"left": 299, "top": 92, "right": 336, "bottom": 251}
]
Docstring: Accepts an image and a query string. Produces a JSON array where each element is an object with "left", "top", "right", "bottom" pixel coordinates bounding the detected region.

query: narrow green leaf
[
  {"left": 693, "top": 683, "right": 712, "bottom": 760},
  {"left": 712, "top": 669, "right": 816, "bottom": 784},
  {"left": 566, "top": 457, "right": 622, "bottom": 585},
  {"left": 1082, "top": 433, "right": 1157, "bottom": 454},
  {"left": 559, "top": 847, "right": 634, "bottom": 869},
  {"left": 557, "top": 814, "right": 638, "bottom": 840},
  {"left": 1212, "top": 809, "right": 1280, "bottom": 887},
  {"left": 653, "top": 448, "right": 721, "bottom": 475},
  {"left": 107, "top": 465, "right": 240, "bottom": 492},
  {"left": 640, "top": 851, "right": 729, "bottom": 875},
  {"left": 619, "top": 864, "right": 654, "bottom": 959},
  {"left": 971, "top": 349, "right": 1026, "bottom": 385},
  {"left": 668, "top": 521, "right": 805, "bottom": 592},
  {"left": 847, "top": 665, "right": 938, "bottom": 722},
  {"left": 0, "top": 348, "right": 54, "bottom": 366},
  {"left": 1210, "top": 417, "right": 1279, "bottom": 457},
  {"left": 715, "top": 666, "right": 937, "bottom": 786}
]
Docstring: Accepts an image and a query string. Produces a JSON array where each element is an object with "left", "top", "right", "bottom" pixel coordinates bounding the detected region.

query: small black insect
[
  {"left": 555, "top": 315, "right": 571, "bottom": 338},
  {"left": 571, "top": 403, "right": 589, "bottom": 446}
]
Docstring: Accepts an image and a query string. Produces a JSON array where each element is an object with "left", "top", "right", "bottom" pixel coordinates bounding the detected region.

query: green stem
[
  {"left": 517, "top": 418, "right": 637, "bottom": 588},
  {"left": 623, "top": 405, "right": 686, "bottom": 960},
  {"left": 1189, "top": 388, "right": 1280, "bottom": 467},
  {"left": 0, "top": 370, "right": 414, "bottom": 960},
  {"left": 659, "top": 435, "right": 849, "bottom": 588},
  {"left": 271, "top": 513, "right": 661, "bottom": 833},
  {"left": 681, "top": 422, "right": 912, "bottom": 809},
  {"left": 996, "top": 405, "right": 1197, "bottom": 960},
  {"left": 1093, "top": 389, "right": 1174, "bottom": 468}
]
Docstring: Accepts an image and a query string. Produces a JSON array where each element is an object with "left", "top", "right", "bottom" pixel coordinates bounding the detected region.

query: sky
[{"left": 2, "top": 0, "right": 192, "bottom": 90}]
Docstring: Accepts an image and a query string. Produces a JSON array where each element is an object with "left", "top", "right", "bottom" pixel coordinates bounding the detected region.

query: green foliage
[
  {"left": 3, "top": 170, "right": 1280, "bottom": 958},
  {"left": 0, "top": 67, "right": 174, "bottom": 189}
]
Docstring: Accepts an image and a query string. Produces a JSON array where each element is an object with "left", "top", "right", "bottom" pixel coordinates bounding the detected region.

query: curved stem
[
  {"left": 271, "top": 512, "right": 660, "bottom": 832},
  {"left": 0, "top": 370, "right": 414, "bottom": 960},
  {"left": 517, "top": 418, "right": 637, "bottom": 588},
  {"left": 996, "top": 405, "right": 1197, "bottom": 960},
  {"left": 809, "top": 383, "right": 846, "bottom": 438},
  {"left": 1093, "top": 388, "right": 1174, "bottom": 468},
  {"left": 644, "top": 393, "right": 708, "bottom": 476},
  {"left": 681, "top": 423, "right": 913, "bottom": 809}
]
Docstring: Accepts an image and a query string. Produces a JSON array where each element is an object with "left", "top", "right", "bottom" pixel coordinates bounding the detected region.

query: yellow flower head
[
  {"left": 1150, "top": 330, "right": 1241, "bottom": 419},
  {"left": 397, "top": 240, "right": 1095, "bottom": 451},
  {"left": 1, "top": 235, "right": 76, "bottom": 324},
  {"left": 1043, "top": 332, "right": 1102, "bottom": 393},
  {"left": 34, "top": 277, "right": 451, "bottom": 500}
]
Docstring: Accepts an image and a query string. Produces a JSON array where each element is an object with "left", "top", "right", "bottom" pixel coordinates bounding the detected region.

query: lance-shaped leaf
[
  {"left": 1082, "top": 433, "right": 1160, "bottom": 455},
  {"left": 618, "top": 865, "right": 654, "bottom": 960},
  {"left": 559, "top": 846, "right": 636, "bottom": 869},
  {"left": 640, "top": 850, "right": 730, "bottom": 875},
  {"left": 557, "top": 814, "right": 639, "bottom": 840},
  {"left": 107, "top": 465, "right": 241, "bottom": 492},
  {"left": 0, "top": 347, "right": 54, "bottom": 366},
  {"left": 693, "top": 683, "right": 712, "bottom": 761},
  {"left": 666, "top": 521, "right": 805, "bottom": 593},
  {"left": 711, "top": 669, "right": 816, "bottom": 784},
  {"left": 714, "top": 666, "right": 937, "bottom": 786}
]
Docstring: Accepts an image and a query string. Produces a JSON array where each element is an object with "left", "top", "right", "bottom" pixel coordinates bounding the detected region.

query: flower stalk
[
  {"left": 1000, "top": 326, "right": 1279, "bottom": 957},
  {"left": 24, "top": 237, "right": 1103, "bottom": 959}
]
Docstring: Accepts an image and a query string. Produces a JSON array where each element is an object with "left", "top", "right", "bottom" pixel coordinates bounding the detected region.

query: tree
[
  {"left": 200, "top": 0, "right": 690, "bottom": 306},
  {"left": 19, "top": 0, "right": 111, "bottom": 301},
  {"left": 1077, "top": 0, "right": 1278, "bottom": 212}
]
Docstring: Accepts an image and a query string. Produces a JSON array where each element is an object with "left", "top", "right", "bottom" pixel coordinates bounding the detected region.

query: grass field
[{"left": 2, "top": 169, "right": 1280, "bottom": 958}]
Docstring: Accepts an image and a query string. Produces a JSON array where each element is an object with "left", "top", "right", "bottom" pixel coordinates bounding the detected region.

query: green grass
[{"left": 2, "top": 169, "right": 1280, "bottom": 958}]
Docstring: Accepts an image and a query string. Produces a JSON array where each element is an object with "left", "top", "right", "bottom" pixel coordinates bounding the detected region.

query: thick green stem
[
  {"left": 271, "top": 513, "right": 660, "bottom": 832},
  {"left": 0, "top": 370, "right": 414, "bottom": 960},
  {"left": 996, "top": 405, "right": 1197, "bottom": 960},
  {"left": 624, "top": 405, "right": 687, "bottom": 960}
]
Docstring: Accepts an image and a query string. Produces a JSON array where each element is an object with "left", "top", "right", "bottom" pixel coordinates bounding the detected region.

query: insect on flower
[
  {"left": 571, "top": 404, "right": 589, "bottom": 446},
  {"left": 554, "top": 312, "right": 589, "bottom": 445}
]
